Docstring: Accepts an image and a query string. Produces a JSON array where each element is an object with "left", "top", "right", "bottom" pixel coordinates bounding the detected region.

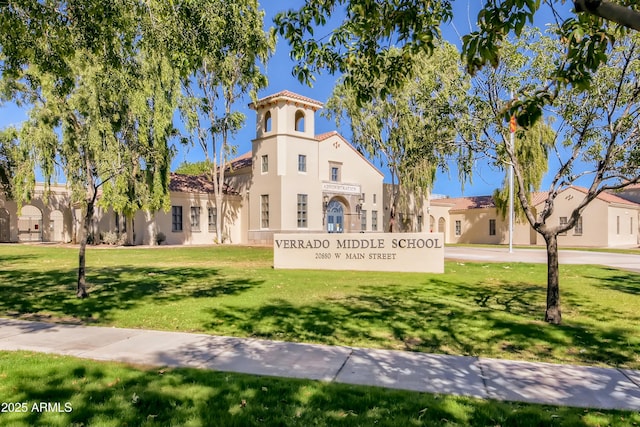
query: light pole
[
  {"left": 509, "top": 96, "right": 516, "bottom": 254},
  {"left": 322, "top": 195, "right": 329, "bottom": 226},
  {"left": 355, "top": 194, "right": 364, "bottom": 218}
]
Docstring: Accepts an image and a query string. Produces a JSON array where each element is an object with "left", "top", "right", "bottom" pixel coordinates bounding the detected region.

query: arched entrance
[
  {"left": 0, "top": 208, "right": 9, "bottom": 242},
  {"left": 438, "top": 217, "right": 446, "bottom": 243},
  {"left": 18, "top": 205, "right": 42, "bottom": 242},
  {"left": 326, "top": 199, "right": 344, "bottom": 233}
]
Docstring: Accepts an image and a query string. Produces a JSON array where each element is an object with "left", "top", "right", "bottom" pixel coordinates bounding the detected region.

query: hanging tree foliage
[
  {"left": 0, "top": 0, "right": 186, "bottom": 297},
  {"left": 324, "top": 43, "right": 469, "bottom": 230}
]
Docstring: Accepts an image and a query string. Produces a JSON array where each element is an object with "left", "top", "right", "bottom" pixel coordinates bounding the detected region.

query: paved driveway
[{"left": 445, "top": 246, "right": 640, "bottom": 272}]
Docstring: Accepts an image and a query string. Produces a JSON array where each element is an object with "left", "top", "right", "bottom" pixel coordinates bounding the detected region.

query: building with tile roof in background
[
  {"left": 436, "top": 187, "right": 640, "bottom": 247},
  {"left": 1, "top": 90, "right": 639, "bottom": 248}
]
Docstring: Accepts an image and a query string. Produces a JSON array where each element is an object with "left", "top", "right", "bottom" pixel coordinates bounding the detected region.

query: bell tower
[
  {"left": 247, "top": 91, "right": 325, "bottom": 242},
  {"left": 249, "top": 90, "right": 323, "bottom": 139}
]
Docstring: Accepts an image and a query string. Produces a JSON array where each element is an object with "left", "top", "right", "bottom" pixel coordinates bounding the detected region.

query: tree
[
  {"left": 276, "top": 1, "right": 640, "bottom": 324},
  {"left": 1, "top": 1, "right": 180, "bottom": 297},
  {"left": 175, "top": 161, "right": 215, "bottom": 176},
  {"left": 324, "top": 43, "right": 469, "bottom": 231},
  {"left": 179, "top": 0, "right": 274, "bottom": 243},
  {"left": 0, "top": 128, "right": 17, "bottom": 198},
  {"left": 275, "top": 1, "right": 640, "bottom": 124},
  {"left": 523, "top": 32, "right": 640, "bottom": 323},
  {"left": 98, "top": 51, "right": 180, "bottom": 246},
  {"left": 492, "top": 119, "right": 555, "bottom": 222},
  {"left": 466, "top": 30, "right": 556, "bottom": 222},
  {"left": 469, "top": 30, "right": 640, "bottom": 324}
]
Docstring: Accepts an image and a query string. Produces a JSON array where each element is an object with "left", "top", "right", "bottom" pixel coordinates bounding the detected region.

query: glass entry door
[{"left": 326, "top": 200, "right": 344, "bottom": 233}]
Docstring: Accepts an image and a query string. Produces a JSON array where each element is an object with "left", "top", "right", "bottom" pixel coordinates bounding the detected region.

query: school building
[{"left": 1, "top": 91, "right": 638, "bottom": 248}]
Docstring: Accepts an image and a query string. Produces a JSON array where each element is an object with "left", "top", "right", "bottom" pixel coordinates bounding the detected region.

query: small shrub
[
  {"left": 155, "top": 232, "right": 166, "bottom": 245},
  {"left": 86, "top": 233, "right": 96, "bottom": 245},
  {"left": 101, "top": 231, "right": 126, "bottom": 246}
]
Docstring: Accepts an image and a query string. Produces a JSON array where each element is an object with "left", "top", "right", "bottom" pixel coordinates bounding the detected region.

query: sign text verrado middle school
[{"left": 273, "top": 233, "right": 444, "bottom": 273}]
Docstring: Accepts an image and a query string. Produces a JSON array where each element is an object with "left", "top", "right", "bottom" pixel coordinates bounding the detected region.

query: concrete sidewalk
[{"left": 1, "top": 318, "right": 639, "bottom": 411}]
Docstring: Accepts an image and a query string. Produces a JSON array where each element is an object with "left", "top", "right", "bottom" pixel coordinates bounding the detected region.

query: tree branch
[{"left": 574, "top": 0, "right": 640, "bottom": 31}]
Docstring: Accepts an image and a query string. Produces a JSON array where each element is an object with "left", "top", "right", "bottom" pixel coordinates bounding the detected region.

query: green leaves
[
  {"left": 464, "top": 0, "right": 540, "bottom": 76},
  {"left": 0, "top": 127, "right": 19, "bottom": 199},
  {"left": 554, "top": 14, "right": 616, "bottom": 91},
  {"left": 275, "top": 0, "right": 453, "bottom": 102},
  {"left": 276, "top": 0, "right": 639, "bottom": 133},
  {"left": 325, "top": 42, "right": 469, "bottom": 207}
]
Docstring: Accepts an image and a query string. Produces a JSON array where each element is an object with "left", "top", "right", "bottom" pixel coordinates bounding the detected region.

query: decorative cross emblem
[{"left": 333, "top": 140, "right": 340, "bottom": 149}]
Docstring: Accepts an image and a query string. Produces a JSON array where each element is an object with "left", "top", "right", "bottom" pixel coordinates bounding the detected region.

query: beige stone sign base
[{"left": 273, "top": 233, "right": 444, "bottom": 273}]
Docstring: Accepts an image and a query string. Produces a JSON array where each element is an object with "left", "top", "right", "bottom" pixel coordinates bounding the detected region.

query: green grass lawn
[
  {"left": 2, "top": 244, "right": 640, "bottom": 426},
  {"left": 1, "top": 351, "right": 638, "bottom": 427},
  {"left": 0, "top": 245, "right": 640, "bottom": 369},
  {"left": 1, "top": 244, "right": 639, "bottom": 370}
]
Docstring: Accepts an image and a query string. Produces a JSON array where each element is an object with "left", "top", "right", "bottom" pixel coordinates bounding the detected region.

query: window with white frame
[
  {"left": 360, "top": 210, "right": 367, "bottom": 231},
  {"left": 330, "top": 166, "right": 340, "bottom": 182},
  {"left": 559, "top": 216, "right": 568, "bottom": 236},
  {"left": 372, "top": 210, "right": 378, "bottom": 231},
  {"left": 297, "top": 194, "right": 308, "bottom": 228},
  {"left": 190, "top": 207, "right": 201, "bottom": 232},
  {"left": 455, "top": 220, "right": 461, "bottom": 236},
  {"left": 261, "top": 195, "right": 269, "bottom": 228},
  {"left": 261, "top": 155, "right": 268, "bottom": 173},
  {"left": 208, "top": 207, "right": 217, "bottom": 232},
  {"left": 574, "top": 216, "right": 583, "bottom": 235},
  {"left": 172, "top": 206, "right": 183, "bottom": 232},
  {"left": 298, "top": 154, "right": 307, "bottom": 172}
]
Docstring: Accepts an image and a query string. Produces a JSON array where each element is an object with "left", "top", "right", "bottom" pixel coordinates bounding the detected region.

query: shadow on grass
[
  {"left": 0, "top": 253, "right": 38, "bottom": 263},
  {"left": 204, "top": 277, "right": 639, "bottom": 368},
  {"left": 0, "top": 266, "right": 261, "bottom": 324},
  {"left": 1, "top": 351, "right": 632, "bottom": 427},
  {"left": 589, "top": 270, "right": 640, "bottom": 295}
]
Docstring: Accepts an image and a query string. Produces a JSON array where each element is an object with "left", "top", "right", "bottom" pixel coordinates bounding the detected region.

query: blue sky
[{"left": 0, "top": 2, "right": 568, "bottom": 198}]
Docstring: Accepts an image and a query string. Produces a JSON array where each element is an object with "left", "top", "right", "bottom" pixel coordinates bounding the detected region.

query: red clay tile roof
[
  {"left": 447, "top": 195, "right": 496, "bottom": 210},
  {"left": 169, "top": 173, "right": 239, "bottom": 195},
  {"left": 529, "top": 191, "right": 549, "bottom": 206},
  {"left": 315, "top": 131, "right": 339, "bottom": 141},
  {"left": 229, "top": 151, "right": 252, "bottom": 170},
  {"left": 569, "top": 186, "right": 640, "bottom": 206},
  {"left": 250, "top": 90, "right": 324, "bottom": 109}
]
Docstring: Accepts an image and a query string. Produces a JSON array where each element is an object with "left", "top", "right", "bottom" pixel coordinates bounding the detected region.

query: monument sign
[{"left": 273, "top": 233, "right": 444, "bottom": 273}]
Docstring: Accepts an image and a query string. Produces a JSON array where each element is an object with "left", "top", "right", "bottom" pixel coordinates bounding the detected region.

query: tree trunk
[
  {"left": 146, "top": 211, "right": 156, "bottom": 246},
  {"left": 76, "top": 200, "right": 94, "bottom": 298},
  {"left": 216, "top": 194, "right": 223, "bottom": 243},
  {"left": 125, "top": 215, "right": 134, "bottom": 246},
  {"left": 543, "top": 233, "right": 562, "bottom": 324}
]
